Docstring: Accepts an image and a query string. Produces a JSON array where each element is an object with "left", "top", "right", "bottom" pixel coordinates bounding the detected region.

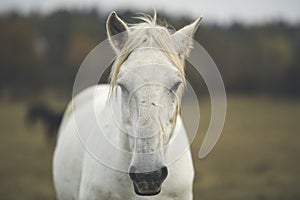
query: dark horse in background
[{"left": 26, "top": 103, "right": 63, "bottom": 141}]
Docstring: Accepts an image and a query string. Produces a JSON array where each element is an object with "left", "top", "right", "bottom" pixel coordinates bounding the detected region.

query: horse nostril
[
  {"left": 129, "top": 165, "right": 137, "bottom": 181},
  {"left": 160, "top": 166, "right": 168, "bottom": 180}
]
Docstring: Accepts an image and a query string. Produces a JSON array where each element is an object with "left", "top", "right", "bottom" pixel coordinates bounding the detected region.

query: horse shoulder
[
  {"left": 59, "top": 85, "right": 110, "bottom": 134},
  {"left": 53, "top": 84, "right": 110, "bottom": 199}
]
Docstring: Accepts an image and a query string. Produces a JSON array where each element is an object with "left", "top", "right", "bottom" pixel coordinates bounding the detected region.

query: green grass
[{"left": 0, "top": 95, "right": 299, "bottom": 199}]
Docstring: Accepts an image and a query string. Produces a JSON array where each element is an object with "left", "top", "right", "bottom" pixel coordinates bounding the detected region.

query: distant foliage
[{"left": 0, "top": 10, "right": 299, "bottom": 96}]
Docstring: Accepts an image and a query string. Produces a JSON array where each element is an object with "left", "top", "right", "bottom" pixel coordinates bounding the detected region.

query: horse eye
[
  {"left": 170, "top": 81, "right": 182, "bottom": 92},
  {"left": 117, "top": 83, "right": 129, "bottom": 93}
]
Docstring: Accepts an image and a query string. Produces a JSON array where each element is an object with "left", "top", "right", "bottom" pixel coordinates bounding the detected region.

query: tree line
[{"left": 0, "top": 9, "right": 299, "bottom": 97}]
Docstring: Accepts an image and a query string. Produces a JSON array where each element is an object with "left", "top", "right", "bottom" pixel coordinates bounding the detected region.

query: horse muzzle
[{"left": 129, "top": 166, "right": 168, "bottom": 196}]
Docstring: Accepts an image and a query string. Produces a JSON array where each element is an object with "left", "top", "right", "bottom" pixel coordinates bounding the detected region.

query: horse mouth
[{"left": 132, "top": 182, "right": 162, "bottom": 196}]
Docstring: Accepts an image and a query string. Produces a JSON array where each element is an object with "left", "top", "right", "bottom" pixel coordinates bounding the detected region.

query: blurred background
[{"left": 0, "top": 0, "right": 299, "bottom": 199}]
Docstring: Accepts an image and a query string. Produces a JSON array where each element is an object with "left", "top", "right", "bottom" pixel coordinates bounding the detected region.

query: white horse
[{"left": 53, "top": 12, "right": 202, "bottom": 200}]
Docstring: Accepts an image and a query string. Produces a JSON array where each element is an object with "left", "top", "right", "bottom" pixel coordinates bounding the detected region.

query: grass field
[{"left": 0, "top": 95, "right": 299, "bottom": 200}]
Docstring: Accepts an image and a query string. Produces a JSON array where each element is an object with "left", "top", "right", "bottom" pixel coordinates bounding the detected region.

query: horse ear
[
  {"left": 172, "top": 17, "right": 203, "bottom": 58},
  {"left": 106, "top": 11, "right": 129, "bottom": 54}
]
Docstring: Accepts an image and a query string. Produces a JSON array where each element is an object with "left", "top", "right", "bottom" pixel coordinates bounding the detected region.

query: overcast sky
[{"left": 1, "top": 0, "right": 300, "bottom": 24}]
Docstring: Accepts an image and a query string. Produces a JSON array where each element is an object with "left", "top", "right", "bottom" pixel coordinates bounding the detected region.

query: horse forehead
[
  {"left": 123, "top": 49, "right": 173, "bottom": 69},
  {"left": 120, "top": 68, "right": 179, "bottom": 90},
  {"left": 119, "top": 53, "right": 179, "bottom": 82}
]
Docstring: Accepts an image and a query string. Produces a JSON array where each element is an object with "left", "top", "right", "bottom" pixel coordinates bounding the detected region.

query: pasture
[{"left": 0, "top": 94, "right": 299, "bottom": 199}]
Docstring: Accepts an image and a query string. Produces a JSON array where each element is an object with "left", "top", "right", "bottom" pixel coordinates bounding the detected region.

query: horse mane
[{"left": 109, "top": 13, "right": 186, "bottom": 91}]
